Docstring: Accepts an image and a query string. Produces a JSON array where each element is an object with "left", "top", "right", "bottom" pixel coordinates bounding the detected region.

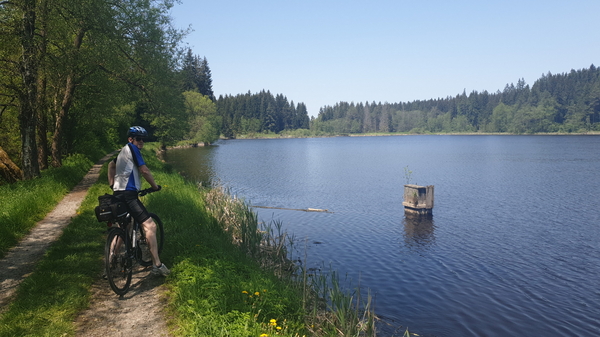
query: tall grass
[{"left": 0, "top": 154, "right": 93, "bottom": 258}]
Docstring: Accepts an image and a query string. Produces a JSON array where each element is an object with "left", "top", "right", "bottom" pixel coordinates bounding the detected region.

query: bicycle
[{"left": 102, "top": 188, "right": 164, "bottom": 296}]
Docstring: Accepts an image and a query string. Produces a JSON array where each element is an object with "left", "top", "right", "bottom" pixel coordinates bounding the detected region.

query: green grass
[
  {"left": 0, "top": 145, "right": 377, "bottom": 337},
  {"left": 0, "top": 154, "right": 94, "bottom": 259},
  {"left": 0, "top": 178, "right": 106, "bottom": 337}
]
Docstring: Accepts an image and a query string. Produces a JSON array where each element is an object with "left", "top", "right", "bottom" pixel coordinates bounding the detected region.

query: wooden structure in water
[{"left": 402, "top": 184, "right": 434, "bottom": 215}]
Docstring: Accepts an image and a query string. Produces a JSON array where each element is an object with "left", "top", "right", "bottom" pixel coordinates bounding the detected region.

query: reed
[{"left": 202, "top": 186, "right": 377, "bottom": 336}]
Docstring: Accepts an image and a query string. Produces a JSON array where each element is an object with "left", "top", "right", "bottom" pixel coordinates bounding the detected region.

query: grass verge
[{"left": 0, "top": 154, "right": 94, "bottom": 259}]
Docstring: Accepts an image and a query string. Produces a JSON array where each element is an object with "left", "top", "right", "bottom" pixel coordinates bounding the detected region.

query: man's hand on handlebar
[{"left": 139, "top": 185, "right": 161, "bottom": 196}]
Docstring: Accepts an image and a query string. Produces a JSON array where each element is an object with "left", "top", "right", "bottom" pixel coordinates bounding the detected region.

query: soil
[
  {"left": 74, "top": 266, "right": 170, "bottom": 337},
  {"left": 0, "top": 152, "right": 171, "bottom": 336}
]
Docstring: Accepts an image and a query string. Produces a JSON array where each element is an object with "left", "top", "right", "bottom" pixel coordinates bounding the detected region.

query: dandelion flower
[
  {"left": 255, "top": 291, "right": 260, "bottom": 296},
  {"left": 260, "top": 334, "right": 268, "bottom": 337},
  {"left": 276, "top": 326, "right": 282, "bottom": 330},
  {"left": 242, "top": 291, "right": 248, "bottom": 294}
]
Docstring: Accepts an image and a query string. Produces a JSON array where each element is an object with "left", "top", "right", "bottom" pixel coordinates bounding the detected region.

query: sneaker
[{"left": 152, "top": 263, "right": 170, "bottom": 276}]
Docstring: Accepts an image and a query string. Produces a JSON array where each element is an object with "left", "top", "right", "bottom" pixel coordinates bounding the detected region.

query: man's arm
[
  {"left": 139, "top": 164, "right": 159, "bottom": 190},
  {"left": 108, "top": 160, "right": 116, "bottom": 188}
]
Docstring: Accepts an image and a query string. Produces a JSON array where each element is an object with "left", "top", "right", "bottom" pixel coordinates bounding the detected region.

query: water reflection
[
  {"left": 402, "top": 215, "right": 435, "bottom": 250},
  {"left": 163, "top": 146, "right": 215, "bottom": 186}
]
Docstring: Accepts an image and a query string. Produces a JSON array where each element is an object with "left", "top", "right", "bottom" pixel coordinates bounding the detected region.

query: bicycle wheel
[
  {"left": 138, "top": 213, "right": 164, "bottom": 267},
  {"left": 105, "top": 228, "right": 132, "bottom": 295}
]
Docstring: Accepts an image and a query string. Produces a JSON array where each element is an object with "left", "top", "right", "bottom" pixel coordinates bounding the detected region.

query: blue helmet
[{"left": 128, "top": 126, "right": 148, "bottom": 138}]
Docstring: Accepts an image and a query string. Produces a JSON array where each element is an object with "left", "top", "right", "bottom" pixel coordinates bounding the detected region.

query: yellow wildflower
[
  {"left": 255, "top": 291, "right": 260, "bottom": 296},
  {"left": 242, "top": 291, "right": 248, "bottom": 294},
  {"left": 276, "top": 326, "right": 282, "bottom": 330},
  {"left": 260, "top": 334, "right": 268, "bottom": 337}
]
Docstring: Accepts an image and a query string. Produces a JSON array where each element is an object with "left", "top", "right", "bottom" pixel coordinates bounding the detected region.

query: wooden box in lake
[{"left": 402, "top": 184, "right": 434, "bottom": 215}]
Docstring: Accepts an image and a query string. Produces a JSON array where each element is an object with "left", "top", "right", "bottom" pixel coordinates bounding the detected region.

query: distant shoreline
[
  {"left": 162, "top": 132, "right": 600, "bottom": 151},
  {"left": 229, "top": 131, "right": 600, "bottom": 140}
]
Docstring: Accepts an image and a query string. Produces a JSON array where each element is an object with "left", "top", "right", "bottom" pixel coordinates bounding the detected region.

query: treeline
[
  {"left": 313, "top": 65, "right": 600, "bottom": 134},
  {"left": 216, "top": 91, "right": 310, "bottom": 138}
]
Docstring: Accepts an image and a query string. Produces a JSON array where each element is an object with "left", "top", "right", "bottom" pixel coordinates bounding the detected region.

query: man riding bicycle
[{"left": 108, "top": 126, "right": 170, "bottom": 276}]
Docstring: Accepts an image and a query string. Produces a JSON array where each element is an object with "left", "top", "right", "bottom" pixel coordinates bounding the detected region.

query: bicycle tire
[
  {"left": 105, "top": 228, "right": 132, "bottom": 295},
  {"left": 138, "top": 213, "right": 164, "bottom": 267}
]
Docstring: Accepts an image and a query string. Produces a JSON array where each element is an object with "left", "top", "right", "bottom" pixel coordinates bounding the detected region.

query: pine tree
[
  {"left": 181, "top": 49, "right": 198, "bottom": 92},
  {"left": 196, "top": 56, "right": 214, "bottom": 100}
]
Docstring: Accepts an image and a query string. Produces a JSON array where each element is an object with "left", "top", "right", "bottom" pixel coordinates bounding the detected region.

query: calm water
[{"left": 165, "top": 135, "right": 600, "bottom": 337}]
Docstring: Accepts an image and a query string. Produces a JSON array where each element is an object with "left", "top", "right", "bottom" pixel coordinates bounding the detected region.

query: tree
[
  {"left": 197, "top": 56, "right": 214, "bottom": 100},
  {"left": 183, "top": 91, "right": 220, "bottom": 144},
  {"left": 0, "top": 0, "right": 41, "bottom": 178},
  {"left": 488, "top": 103, "right": 512, "bottom": 132},
  {"left": 295, "top": 102, "right": 310, "bottom": 129},
  {"left": 181, "top": 49, "right": 198, "bottom": 92},
  {"left": 180, "top": 50, "right": 214, "bottom": 100}
]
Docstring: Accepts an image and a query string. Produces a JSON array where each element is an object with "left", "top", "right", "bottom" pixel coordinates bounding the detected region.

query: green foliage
[
  {"left": 180, "top": 49, "right": 214, "bottom": 100},
  {"left": 183, "top": 91, "right": 220, "bottom": 144},
  {"left": 312, "top": 65, "right": 600, "bottom": 134},
  {"left": 0, "top": 0, "right": 187, "bottom": 173}
]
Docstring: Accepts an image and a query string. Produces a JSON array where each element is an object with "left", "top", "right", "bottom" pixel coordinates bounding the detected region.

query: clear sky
[{"left": 169, "top": 0, "right": 600, "bottom": 117}]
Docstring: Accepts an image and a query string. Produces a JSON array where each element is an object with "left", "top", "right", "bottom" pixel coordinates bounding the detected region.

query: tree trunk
[
  {"left": 37, "top": 96, "right": 48, "bottom": 169},
  {"left": 0, "top": 145, "right": 23, "bottom": 183},
  {"left": 50, "top": 26, "right": 85, "bottom": 167},
  {"left": 19, "top": 0, "right": 40, "bottom": 179},
  {"left": 37, "top": 0, "right": 49, "bottom": 170}
]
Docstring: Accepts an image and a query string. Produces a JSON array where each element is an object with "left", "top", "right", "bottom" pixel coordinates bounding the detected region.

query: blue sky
[{"left": 169, "top": 0, "right": 600, "bottom": 117}]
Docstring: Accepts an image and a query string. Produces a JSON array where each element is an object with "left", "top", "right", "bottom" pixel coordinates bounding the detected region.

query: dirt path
[
  {"left": 0, "top": 151, "right": 171, "bottom": 336},
  {"left": 74, "top": 266, "right": 170, "bottom": 337}
]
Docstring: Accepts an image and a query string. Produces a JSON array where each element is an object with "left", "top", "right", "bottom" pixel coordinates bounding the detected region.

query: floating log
[
  {"left": 402, "top": 184, "right": 434, "bottom": 215},
  {"left": 251, "top": 205, "right": 332, "bottom": 213}
]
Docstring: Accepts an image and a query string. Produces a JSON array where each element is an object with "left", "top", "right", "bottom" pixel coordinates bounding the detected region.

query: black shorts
[{"left": 113, "top": 190, "right": 151, "bottom": 224}]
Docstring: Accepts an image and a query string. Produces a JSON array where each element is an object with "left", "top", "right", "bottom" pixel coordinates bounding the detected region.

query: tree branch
[{"left": 97, "top": 64, "right": 149, "bottom": 99}]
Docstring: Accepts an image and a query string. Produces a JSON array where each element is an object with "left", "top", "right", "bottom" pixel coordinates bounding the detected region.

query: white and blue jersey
[{"left": 113, "top": 143, "right": 146, "bottom": 192}]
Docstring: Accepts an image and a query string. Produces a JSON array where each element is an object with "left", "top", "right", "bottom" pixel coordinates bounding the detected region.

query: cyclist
[{"left": 108, "top": 126, "right": 170, "bottom": 276}]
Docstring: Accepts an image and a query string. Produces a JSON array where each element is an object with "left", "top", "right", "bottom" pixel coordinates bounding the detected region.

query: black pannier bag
[{"left": 94, "top": 194, "right": 128, "bottom": 222}]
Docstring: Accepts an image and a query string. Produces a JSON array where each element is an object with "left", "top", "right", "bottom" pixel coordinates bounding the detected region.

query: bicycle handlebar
[{"left": 139, "top": 185, "right": 161, "bottom": 196}]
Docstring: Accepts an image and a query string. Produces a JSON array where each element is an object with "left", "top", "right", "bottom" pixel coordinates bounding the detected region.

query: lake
[{"left": 164, "top": 135, "right": 600, "bottom": 337}]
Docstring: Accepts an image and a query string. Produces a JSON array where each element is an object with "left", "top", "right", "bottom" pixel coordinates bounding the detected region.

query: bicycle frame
[{"left": 104, "top": 187, "right": 163, "bottom": 296}]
